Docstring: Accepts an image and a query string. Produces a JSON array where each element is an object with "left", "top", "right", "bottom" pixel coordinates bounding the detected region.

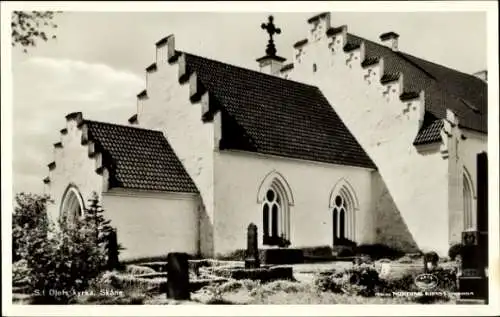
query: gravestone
[
  {"left": 379, "top": 262, "right": 392, "bottom": 279},
  {"left": 245, "top": 223, "right": 260, "bottom": 269},
  {"left": 106, "top": 229, "right": 120, "bottom": 270},
  {"left": 458, "top": 152, "right": 488, "bottom": 303},
  {"left": 166, "top": 252, "right": 190, "bottom": 300},
  {"left": 423, "top": 251, "right": 439, "bottom": 273}
]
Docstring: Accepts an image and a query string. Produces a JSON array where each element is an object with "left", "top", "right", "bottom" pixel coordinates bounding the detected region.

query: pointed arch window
[
  {"left": 60, "top": 185, "right": 84, "bottom": 225},
  {"left": 257, "top": 171, "right": 294, "bottom": 247},
  {"left": 330, "top": 179, "right": 358, "bottom": 246},
  {"left": 463, "top": 168, "right": 476, "bottom": 230}
]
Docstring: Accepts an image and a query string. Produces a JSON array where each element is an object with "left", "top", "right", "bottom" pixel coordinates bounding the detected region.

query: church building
[{"left": 43, "top": 12, "right": 488, "bottom": 260}]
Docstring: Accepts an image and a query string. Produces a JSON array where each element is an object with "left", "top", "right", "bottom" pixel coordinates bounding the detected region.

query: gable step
[
  {"left": 361, "top": 56, "right": 380, "bottom": 68},
  {"left": 381, "top": 73, "right": 400, "bottom": 84}
]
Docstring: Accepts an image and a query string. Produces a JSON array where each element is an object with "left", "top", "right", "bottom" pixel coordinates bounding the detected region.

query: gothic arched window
[
  {"left": 330, "top": 179, "right": 358, "bottom": 246},
  {"left": 463, "top": 169, "right": 476, "bottom": 230},
  {"left": 258, "top": 171, "right": 294, "bottom": 246},
  {"left": 60, "top": 185, "right": 84, "bottom": 225}
]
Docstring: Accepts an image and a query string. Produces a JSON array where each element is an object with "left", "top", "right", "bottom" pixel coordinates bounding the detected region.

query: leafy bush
[
  {"left": 344, "top": 264, "right": 381, "bottom": 297},
  {"left": 313, "top": 271, "right": 344, "bottom": 293},
  {"left": 12, "top": 193, "right": 50, "bottom": 262},
  {"left": 14, "top": 192, "right": 119, "bottom": 304},
  {"left": 433, "top": 267, "right": 458, "bottom": 292},
  {"left": 313, "top": 264, "right": 382, "bottom": 297},
  {"left": 381, "top": 273, "right": 419, "bottom": 293},
  {"left": 448, "top": 243, "right": 463, "bottom": 261},
  {"left": 12, "top": 259, "right": 30, "bottom": 286}
]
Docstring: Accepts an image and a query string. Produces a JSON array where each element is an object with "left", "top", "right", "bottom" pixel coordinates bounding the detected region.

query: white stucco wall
[
  {"left": 460, "top": 129, "right": 488, "bottom": 196},
  {"left": 447, "top": 128, "right": 488, "bottom": 244},
  {"left": 284, "top": 16, "right": 450, "bottom": 255},
  {"left": 371, "top": 172, "right": 420, "bottom": 252},
  {"left": 45, "top": 116, "right": 105, "bottom": 224},
  {"left": 138, "top": 42, "right": 216, "bottom": 257},
  {"left": 102, "top": 190, "right": 199, "bottom": 261},
  {"left": 212, "top": 150, "right": 376, "bottom": 256}
]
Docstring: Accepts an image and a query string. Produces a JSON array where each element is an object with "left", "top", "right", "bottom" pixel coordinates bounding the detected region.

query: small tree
[
  {"left": 84, "top": 192, "right": 122, "bottom": 271},
  {"left": 14, "top": 191, "right": 120, "bottom": 303},
  {"left": 12, "top": 193, "right": 51, "bottom": 262}
]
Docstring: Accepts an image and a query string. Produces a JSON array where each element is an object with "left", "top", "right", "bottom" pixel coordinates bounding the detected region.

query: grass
[
  {"left": 191, "top": 279, "right": 455, "bottom": 305},
  {"left": 13, "top": 257, "right": 461, "bottom": 305}
]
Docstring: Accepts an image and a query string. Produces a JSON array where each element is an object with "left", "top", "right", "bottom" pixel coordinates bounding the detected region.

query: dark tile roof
[
  {"left": 326, "top": 26, "right": 345, "bottom": 37},
  {"left": 380, "top": 32, "right": 399, "bottom": 40},
  {"left": 380, "top": 72, "right": 400, "bottom": 84},
  {"left": 180, "top": 53, "right": 376, "bottom": 169},
  {"left": 413, "top": 113, "right": 444, "bottom": 145},
  {"left": 128, "top": 114, "right": 138, "bottom": 124},
  {"left": 280, "top": 63, "right": 294, "bottom": 72},
  {"left": 84, "top": 120, "right": 198, "bottom": 193},
  {"left": 345, "top": 33, "right": 487, "bottom": 143},
  {"left": 293, "top": 39, "right": 308, "bottom": 48},
  {"left": 307, "top": 12, "right": 329, "bottom": 24}
]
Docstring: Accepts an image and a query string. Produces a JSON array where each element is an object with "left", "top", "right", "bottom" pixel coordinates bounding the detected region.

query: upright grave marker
[
  {"left": 166, "top": 252, "right": 190, "bottom": 300},
  {"left": 458, "top": 152, "right": 488, "bottom": 303},
  {"left": 245, "top": 223, "right": 260, "bottom": 269}
]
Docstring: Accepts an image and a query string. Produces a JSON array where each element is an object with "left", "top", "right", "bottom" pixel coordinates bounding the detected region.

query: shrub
[
  {"left": 313, "top": 271, "right": 344, "bottom": 293},
  {"left": 433, "top": 267, "right": 458, "bottom": 292},
  {"left": 15, "top": 192, "right": 118, "bottom": 304},
  {"left": 345, "top": 264, "right": 381, "bottom": 297},
  {"left": 12, "top": 193, "right": 50, "bottom": 262},
  {"left": 313, "top": 265, "right": 382, "bottom": 297},
  {"left": 381, "top": 273, "right": 418, "bottom": 293},
  {"left": 448, "top": 243, "right": 463, "bottom": 261},
  {"left": 12, "top": 259, "right": 30, "bottom": 286}
]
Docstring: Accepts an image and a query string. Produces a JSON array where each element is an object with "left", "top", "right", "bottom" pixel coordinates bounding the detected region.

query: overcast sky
[{"left": 8, "top": 7, "right": 489, "bottom": 195}]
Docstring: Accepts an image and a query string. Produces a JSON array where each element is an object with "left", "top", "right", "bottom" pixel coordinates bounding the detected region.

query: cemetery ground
[
  {"left": 12, "top": 193, "right": 481, "bottom": 305},
  {"left": 13, "top": 253, "right": 462, "bottom": 305}
]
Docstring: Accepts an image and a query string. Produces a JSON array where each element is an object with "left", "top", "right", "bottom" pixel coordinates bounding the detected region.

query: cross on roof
[
  {"left": 261, "top": 15, "right": 281, "bottom": 41},
  {"left": 260, "top": 15, "right": 281, "bottom": 57}
]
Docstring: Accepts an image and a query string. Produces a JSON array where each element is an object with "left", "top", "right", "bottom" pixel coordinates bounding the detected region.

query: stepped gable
[
  {"left": 178, "top": 51, "right": 376, "bottom": 169},
  {"left": 84, "top": 120, "right": 199, "bottom": 193},
  {"left": 345, "top": 33, "right": 487, "bottom": 142},
  {"left": 45, "top": 112, "right": 198, "bottom": 194}
]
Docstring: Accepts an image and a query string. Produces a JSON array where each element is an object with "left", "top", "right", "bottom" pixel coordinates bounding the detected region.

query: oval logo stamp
[{"left": 414, "top": 273, "right": 438, "bottom": 290}]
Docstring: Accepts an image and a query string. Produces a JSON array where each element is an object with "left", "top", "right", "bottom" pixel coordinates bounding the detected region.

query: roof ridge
[
  {"left": 398, "top": 51, "right": 487, "bottom": 83},
  {"left": 347, "top": 33, "right": 438, "bottom": 80},
  {"left": 181, "top": 51, "right": 320, "bottom": 89},
  {"left": 84, "top": 119, "right": 164, "bottom": 134},
  {"left": 348, "top": 32, "right": 485, "bottom": 85}
]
